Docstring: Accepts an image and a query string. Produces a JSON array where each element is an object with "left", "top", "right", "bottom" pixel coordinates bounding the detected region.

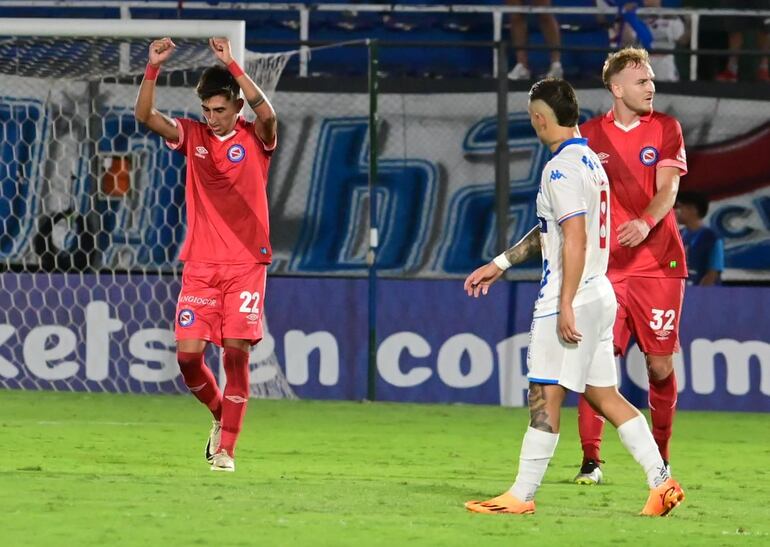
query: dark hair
[
  {"left": 528, "top": 78, "right": 580, "bottom": 127},
  {"left": 676, "top": 191, "right": 710, "bottom": 218},
  {"left": 196, "top": 65, "right": 240, "bottom": 102}
]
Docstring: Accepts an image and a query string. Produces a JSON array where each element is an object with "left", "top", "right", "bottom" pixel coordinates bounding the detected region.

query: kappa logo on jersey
[
  {"left": 597, "top": 152, "right": 610, "bottom": 163},
  {"left": 227, "top": 144, "right": 246, "bottom": 163},
  {"left": 178, "top": 309, "right": 195, "bottom": 327},
  {"left": 639, "top": 146, "right": 659, "bottom": 166},
  {"left": 195, "top": 146, "right": 209, "bottom": 159},
  {"left": 549, "top": 170, "right": 566, "bottom": 181}
]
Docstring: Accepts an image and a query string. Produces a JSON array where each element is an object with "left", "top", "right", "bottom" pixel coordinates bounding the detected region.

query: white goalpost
[{"left": 0, "top": 18, "right": 296, "bottom": 399}]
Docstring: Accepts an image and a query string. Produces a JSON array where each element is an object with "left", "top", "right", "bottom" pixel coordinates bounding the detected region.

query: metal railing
[
  {"left": 3, "top": 1, "right": 770, "bottom": 79},
  {"left": 0, "top": 0, "right": 770, "bottom": 80}
]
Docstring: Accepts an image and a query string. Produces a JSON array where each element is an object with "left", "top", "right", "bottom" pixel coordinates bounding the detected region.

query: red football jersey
[
  {"left": 167, "top": 117, "right": 275, "bottom": 264},
  {"left": 580, "top": 110, "right": 687, "bottom": 278}
]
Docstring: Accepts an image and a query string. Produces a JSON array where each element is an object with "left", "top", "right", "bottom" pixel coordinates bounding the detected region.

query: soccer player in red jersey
[
  {"left": 135, "top": 37, "right": 277, "bottom": 472},
  {"left": 573, "top": 47, "right": 687, "bottom": 484}
]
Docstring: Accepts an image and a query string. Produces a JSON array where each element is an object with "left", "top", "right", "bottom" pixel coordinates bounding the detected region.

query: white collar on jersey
[
  {"left": 213, "top": 129, "right": 237, "bottom": 142},
  {"left": 613, "top": 119, "right": 641, "bottom": 132}
]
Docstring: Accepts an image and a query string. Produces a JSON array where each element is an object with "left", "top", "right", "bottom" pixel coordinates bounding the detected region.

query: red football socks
[
  {"left": 177, "top": 351, "right": 222, "bottom": 421},
  {"left": 648, "top": 371, "right": 677, "bottom": 461},
  {"left": 219, "top": 347, "right": 251, "bottom": 457},
  {"left": 577, "top": 394, "right": 606, "bottom": 463}
]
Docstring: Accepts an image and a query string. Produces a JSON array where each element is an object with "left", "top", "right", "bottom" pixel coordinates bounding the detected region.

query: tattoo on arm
[
  {"left": 528, "top": 383, "right": 554, "bottom": 433},
  {"left": 249, "top": 95, "right": 265, "bottom": 109},
  {"left": 503, "top": 225, "right": 542, "bottom": 266}
]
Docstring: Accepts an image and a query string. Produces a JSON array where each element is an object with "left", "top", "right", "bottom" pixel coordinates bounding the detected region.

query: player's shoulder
[
  {"left": 237, "top": 117, "right": 255, "bottom": 131},
  {"left": 544, "top": 147, "right": 587, "bottom": 179},
  {"left": 651, "top": 110, "right": 682, "bottom": 129},
  {"left": 178, "top": 116, "right": 206, "bottom": 126},
  {"left": 176, "top": 117, "right": 208, "bottom": 134},
  {"left": 579, "top": 114, "right": 605, "bottom": 135}
]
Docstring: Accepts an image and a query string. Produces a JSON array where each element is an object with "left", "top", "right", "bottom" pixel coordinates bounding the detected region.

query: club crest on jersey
[
  {"left": 227, "top": 144, "right": 246, "bottom": 163},
  {"left": 178, "top": 309, "right": 195, "bottom": 327},
  {"left": 639, "top": 146, "right": 659, "bottom": 166}
]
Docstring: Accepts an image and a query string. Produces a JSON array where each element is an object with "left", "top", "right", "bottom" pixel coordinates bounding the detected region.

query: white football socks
[
  {"left": 617, "top": 415, "right": 670, "bottom": 488},
  {"left": 509, "top": 427, "right": 560, "bottom": 502}
]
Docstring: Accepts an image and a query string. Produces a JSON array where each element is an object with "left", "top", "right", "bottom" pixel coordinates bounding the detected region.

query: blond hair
[{"left": 602, "top": 47, "right": 651, "bottom": 90}]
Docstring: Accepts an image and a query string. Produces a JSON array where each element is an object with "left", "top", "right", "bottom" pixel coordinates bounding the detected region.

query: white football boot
[
  {"left": 573, "top": 459, "right": 604, "bottom": 485},
  {"left": 205, "top": 419, "right": 222, "bottom": 464},
  {"left": 210, "top": 449, "right": 235, "bottom": 472}
]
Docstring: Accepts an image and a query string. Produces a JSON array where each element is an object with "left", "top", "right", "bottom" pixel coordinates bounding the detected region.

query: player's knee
[
  {"left": 177, "top": 351, "right": 203, "bottom": 370},
  {"left": 645, "top": 355, "right": 674, "bottom": 380},
  {"left": 223, "top": 339, "right": 251, "bottom": 354}
]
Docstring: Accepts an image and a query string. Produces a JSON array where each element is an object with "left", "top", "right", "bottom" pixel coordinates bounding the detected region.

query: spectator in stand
[
  {"left": 675, "top": 191, "right": 724, "bottom": 286},
  {"left": 507, "top": 0, "right": 564, "bottom": 80},
  {"left": 716, "top": 0, "right": 769, "bottom": 82},
  {"left": 598, "top": 0, "right": 687, "bottom": 81}
]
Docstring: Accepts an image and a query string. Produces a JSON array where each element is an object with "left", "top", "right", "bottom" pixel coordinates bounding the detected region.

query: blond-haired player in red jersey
[
  {"left": 135, "top": 37, "right": 277, "bottom": 472},
  {"left": 573, "top": 47, "right": 687, "bottom": 485}
]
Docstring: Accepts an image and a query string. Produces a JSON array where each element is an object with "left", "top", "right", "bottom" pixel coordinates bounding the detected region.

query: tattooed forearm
[
  {"left": 528, "top": 383, "right": 554, "bottom": 433},
  {"left": 503, "top": 225, "right": 542, "bottom": 266},
  {"left": 249, "top": 95, "right": 266, "bottom": 109}
]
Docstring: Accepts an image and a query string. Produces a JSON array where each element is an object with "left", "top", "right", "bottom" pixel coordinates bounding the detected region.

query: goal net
[{"left": 0, "top": 19, "right": 295, "bottom": 399}]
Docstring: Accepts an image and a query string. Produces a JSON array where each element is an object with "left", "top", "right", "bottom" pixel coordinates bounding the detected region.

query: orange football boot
[
  {"left": 640, "top": 478, "right": 685, "bottom": 516},
  {"left": 465, "top": 492, "right": 535, "bottom": 515}
]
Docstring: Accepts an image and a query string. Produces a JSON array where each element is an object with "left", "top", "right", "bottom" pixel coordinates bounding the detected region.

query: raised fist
[
  {"left": 149, "top": 37, "right": 176, "bottom": 67},
  {"left": 209, "top": 37, "right": 233, "bottom": 65}
]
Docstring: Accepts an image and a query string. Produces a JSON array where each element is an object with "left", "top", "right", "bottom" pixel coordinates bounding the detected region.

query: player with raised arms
[
  {"left": 463, "top": 78, "right": 684, "bottom": 516},
  {"left": 573, "top": 47, "right": 688, "bottom": 485},
  {"left": 135, "top": 36, "right": 277, "bottom": 472}
]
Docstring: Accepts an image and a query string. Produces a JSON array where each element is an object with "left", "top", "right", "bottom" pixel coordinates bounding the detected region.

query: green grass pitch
[{"left": 1, "top": 390, "right": 768, "bottom": 546}]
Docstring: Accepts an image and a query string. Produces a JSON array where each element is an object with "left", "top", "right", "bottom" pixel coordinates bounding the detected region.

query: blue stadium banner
[{"left": 1, "top": 274, "right": 768, "bottom": 412}]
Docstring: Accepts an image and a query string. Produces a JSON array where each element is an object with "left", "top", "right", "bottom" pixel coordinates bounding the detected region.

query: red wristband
[
  {"left": 227, "top": 60, "right": 245, "bottom": 78},
  {"left": 642, "top": 214, "right": 657, "bottom": 229},
  {"left": 144, "top": 63, "right": 160, "bottom": 81}
]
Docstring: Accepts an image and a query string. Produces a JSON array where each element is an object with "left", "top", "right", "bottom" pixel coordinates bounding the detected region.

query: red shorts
[
  {"left": 609, "top": 274, "right": 685, "bottom": 357},
  {"left": 175, "top": 261, "right": 267, "bottom": 347}
]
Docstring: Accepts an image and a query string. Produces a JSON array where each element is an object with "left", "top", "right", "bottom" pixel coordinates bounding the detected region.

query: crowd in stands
[{"left": 0, "top": 0, "right": 767, "bottom": 81}]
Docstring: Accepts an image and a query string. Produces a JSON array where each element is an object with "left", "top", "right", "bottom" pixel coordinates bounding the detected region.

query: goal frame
[
  {"left": 4, "top": 18, "right": 246, "bottom": 66},
  {"left": 0, "top": 17, "right": 299, "bottom": 399}
]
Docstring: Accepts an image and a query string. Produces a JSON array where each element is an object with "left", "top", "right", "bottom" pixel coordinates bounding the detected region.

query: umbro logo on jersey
[
  {"left": 195, "top": 146, "right": 209, "bottom": 159},
  {"left": 597, "top": 152, "right": 610, "bottom": 163},
  {"left": 639, "top": 146, "right": 659, "bottom": 166},
  {"left": 227, "top": 143, "right": 246, "bottom": 163},
  {"left": 549, "top": 170, "right": 566, "bottom": 181},
  {"left": 225, "top": 395, "right": 248, "bottom": 404}
]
